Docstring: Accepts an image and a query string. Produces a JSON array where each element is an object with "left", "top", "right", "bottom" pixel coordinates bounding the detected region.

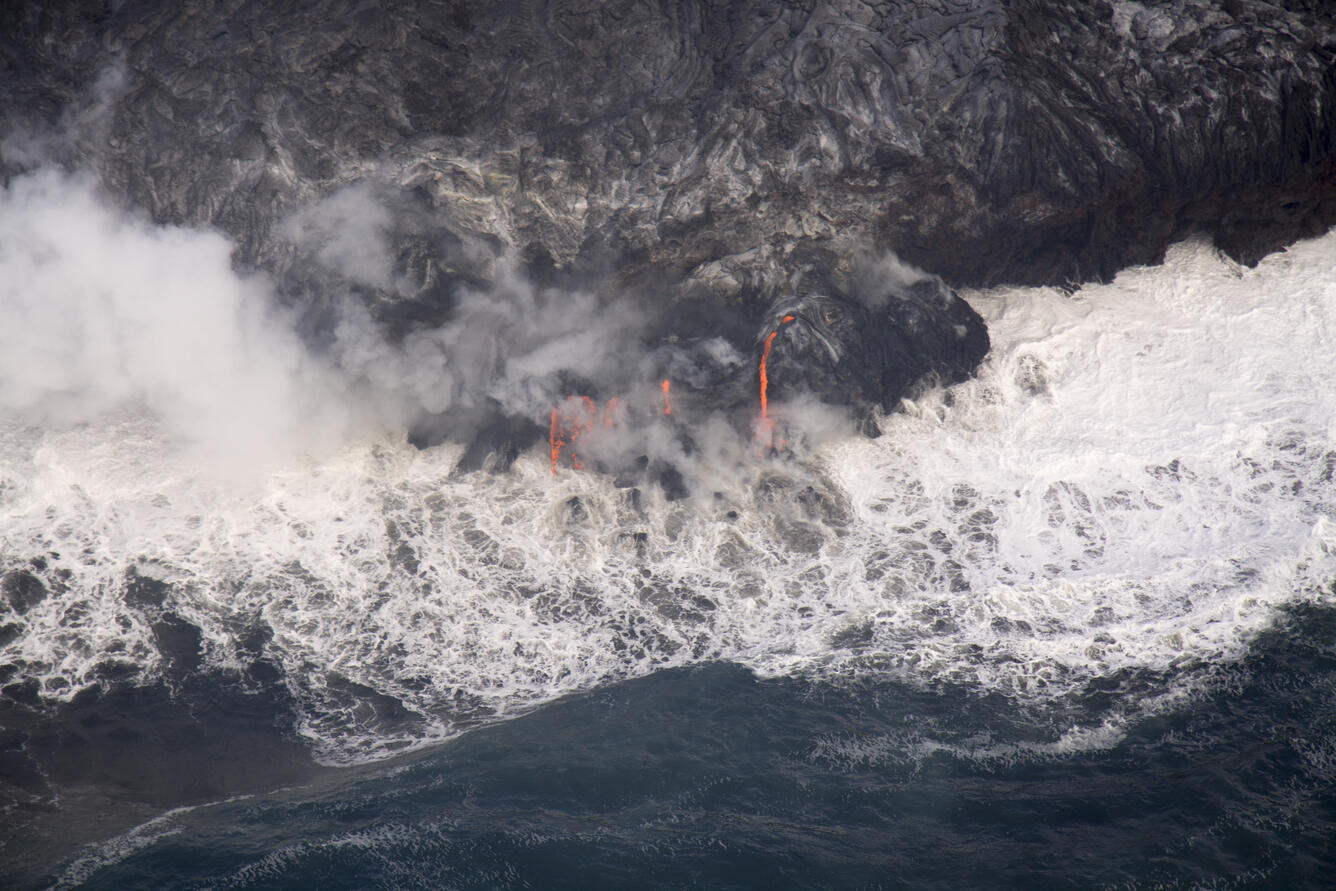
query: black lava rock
[
  {"left": 2, "top": 570, "right": 47, "bottom": 615},
  {"left": 1, "top": 0, "right": 1332, "bottom": 330}
]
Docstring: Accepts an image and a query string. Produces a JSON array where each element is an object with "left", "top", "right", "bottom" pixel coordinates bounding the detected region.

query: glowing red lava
[
  {"left": 548, "top": 317, "right": 799, "bottom": 474},
  {"left": 549, "top": 386, "right": 667, "bottom": 474},
  {"left": 759, "top": 314, "right": 796, "bottom": 421},
  {"left": 549, "top": 408, "right": 562, "bottom": 473},
  {"left": 549, "top": 396, "right": 599, "bottom": 473}
]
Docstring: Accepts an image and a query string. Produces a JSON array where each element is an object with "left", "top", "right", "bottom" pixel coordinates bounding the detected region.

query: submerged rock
[{"left": 2, "top": 570, "right": 47, "bottom": 615}]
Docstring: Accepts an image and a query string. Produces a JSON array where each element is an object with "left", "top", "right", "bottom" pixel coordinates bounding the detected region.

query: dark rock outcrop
[
  {"left": 2, "top": 569, "right": 47, "bottom": 615},
  {"left": 756, "top": 275, "right": 990, "bottom": 427},
  {"left": 2, "top": 0, "right": 1334, "bottom": 333}
]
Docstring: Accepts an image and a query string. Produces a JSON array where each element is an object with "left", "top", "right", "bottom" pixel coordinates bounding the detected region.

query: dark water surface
[{"left": 10, "top": 601, "right": 1333, "bottom": 890}]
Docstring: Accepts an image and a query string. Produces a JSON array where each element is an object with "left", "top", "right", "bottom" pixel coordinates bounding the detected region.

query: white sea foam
[
  {"left": 1, "top": 167, "right": 1334, "bottom": 763},
  {"left": 0, "top": 169, "right": 364, "bottom": 471},
  {"left": 808, "top": 718, "right": 1131, "bottom": 772},
  {"left": 51, "top": 803, "right": 193, "bottom": 889}
]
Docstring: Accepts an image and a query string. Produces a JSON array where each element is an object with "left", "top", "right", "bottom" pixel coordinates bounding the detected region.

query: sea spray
[{"left": 2, "top": 176, "right": 1335, "bottom": 763}]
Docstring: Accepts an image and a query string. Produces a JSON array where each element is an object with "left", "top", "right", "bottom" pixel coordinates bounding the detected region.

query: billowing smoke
[
  {"left": 848, "top": 249, "right": 938, "bottom": 309},
  {"left": 1, "top": 64, "right": 677, "bottom": 477},
  {"left": 0, "top": 168, "right": 360, "bottom": 466},
  {"left": 273, "top": 182, "right": 762, "bottom": 481},
  {"left": 277, "top": 183, "right": 400, "bottom": 292},
  {"left": 0, "top": 160, "right": 990, "bottom": 496},
  {"left": 279, "top": 184, "right": 661, "bottom": 428},
  {"left": 0, "top": 166, "right": 671, "bottom": 476}
]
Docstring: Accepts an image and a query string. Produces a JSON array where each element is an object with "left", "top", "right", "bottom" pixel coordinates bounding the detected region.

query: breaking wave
[{"left": 2, "top": 169, "right": 1335, "bottom": 764}]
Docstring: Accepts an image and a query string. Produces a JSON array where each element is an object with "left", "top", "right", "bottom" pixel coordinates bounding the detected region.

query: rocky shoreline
[{"left": 3, "top": 0, "right": 1333, "bottom": 335}]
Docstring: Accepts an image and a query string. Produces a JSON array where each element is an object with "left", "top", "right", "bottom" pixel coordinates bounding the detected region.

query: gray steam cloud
[
  {"left": 327, "top": 266, "right": 650, "bottom": 422},
  {"left": 0, "top": 168, "right": 361, "bottom": 465},
  {"left": 278, "top": 181, "right": 658, "bottom": 427},
  {"left": 0, "top": 166, "right": 667, "bottom": 473},
  {"left": 278, "top": 183, "right": 400, "bottom": 292},
  {"left": 849, "top": 249, "right": 938, "bottom": 309}
]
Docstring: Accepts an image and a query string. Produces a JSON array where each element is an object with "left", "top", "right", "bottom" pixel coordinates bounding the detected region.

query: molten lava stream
[
  {"left": 547, "top": 381, "right": 678, "bottom": 474},
  {"left": 756, "top": 315, "right": 795, "bottom": 449},
  {"left": 549, "top": 409, "right": 563, "bottom": 474},
  {"left": 549, "top": 395, "right": 621, "bottom": 473}
]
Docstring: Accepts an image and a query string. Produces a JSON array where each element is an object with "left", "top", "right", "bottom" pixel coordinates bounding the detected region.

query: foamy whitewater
[{"left": 2, "top": 170, "right": 1335, "bottom": 764}]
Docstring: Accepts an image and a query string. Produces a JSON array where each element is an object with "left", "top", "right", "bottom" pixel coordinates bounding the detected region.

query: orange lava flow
[
  {"left": 759, "top": 330, "right": 779, "bottom": 420},
  {"left": 549, "top": 409, "right": 563, "bottom": 474},
  {"left": 549, "top": 395, "right": 609, "bottom": 473},
  {"left": 547, "top": 380, "right": 680, "bottom": 474},
  {"left": 759, "top": 315, "right": 796, "bottom": 421}
]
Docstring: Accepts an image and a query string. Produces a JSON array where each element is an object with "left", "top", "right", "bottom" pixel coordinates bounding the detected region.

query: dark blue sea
[{"left": 8, "top": 601, "right": 1336, "bottom": 890}]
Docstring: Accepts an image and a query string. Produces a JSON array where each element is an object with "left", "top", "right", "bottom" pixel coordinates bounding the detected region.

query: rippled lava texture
[{"left": 3, "top": 0, "right": 1335, "bottom": 331}]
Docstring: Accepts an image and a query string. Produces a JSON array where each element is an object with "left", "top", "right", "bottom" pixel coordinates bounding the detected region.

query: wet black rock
[
  {"left": 656, "top": 464, "right": 690, "bottom": 502},
  {"left": 2, "top": 569, "right": 48, "bottom": 615},
  {"left": 2, "top": 0, "right": 1333, "bottom": 335},
  {"left": 561, "top": 496, "right": 589, "bottom": 524},
  {"left": 122, "top": 566, "right": 170, "bottom": 610},
  {"left": 0, "top": 623, "right": 21, "bottom": 648},
  {"left": 422, "top": 398, "right": 543, "bottom": 473},
  {"left": 151, "top": 613, "right": 204, "bottom": 673},
  {"left": 756, "top": 275, "right": 989, "bottom": 426}
]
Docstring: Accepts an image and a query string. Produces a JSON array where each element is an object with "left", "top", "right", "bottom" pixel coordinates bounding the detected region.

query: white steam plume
[
  {"left": 0, "top": 168, "right": 361, "bottom": 465},
  {"left": 850, "top": 249, "right": 938, "bottom": 309},
  {"left": 277, "top": 183, "right": 399, "bottom": 291},
  {"left": 0, "top": 167, "right": 665, "bottom": 472}
]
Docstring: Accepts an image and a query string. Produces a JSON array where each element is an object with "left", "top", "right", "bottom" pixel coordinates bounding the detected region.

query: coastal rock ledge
[{"left": 3, "top": 0, "right": 1334, "bottom": 325}]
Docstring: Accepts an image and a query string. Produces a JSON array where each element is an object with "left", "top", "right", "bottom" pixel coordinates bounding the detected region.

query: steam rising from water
[
  {"left": 0, "top": 169, "right": 357, "bottom": 466},
  {"left": 0, "top": 170, "right": 660, "bottom": 466},
  {"left": 2, "top": 167, "right": 1335, "bottom": 764}
]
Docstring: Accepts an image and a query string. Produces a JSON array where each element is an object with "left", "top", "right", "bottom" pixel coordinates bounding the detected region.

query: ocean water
[
  {"left": 42, "top": 627, "right": 1336, "bottom": 889},
  {"left": 2, "top": 172, "right": 1336, "bottom": 887}
]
